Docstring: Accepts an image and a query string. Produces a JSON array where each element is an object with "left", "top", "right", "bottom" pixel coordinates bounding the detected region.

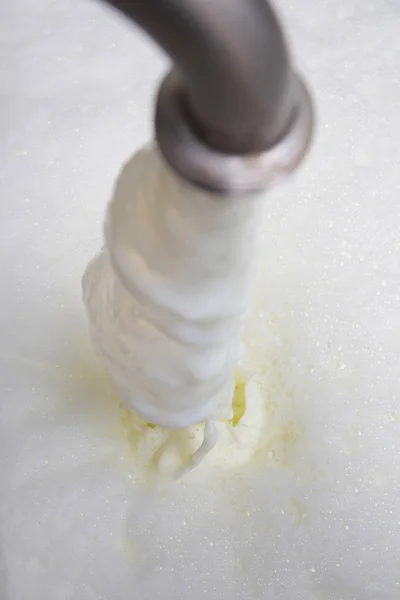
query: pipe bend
[{"left": 102, "top": 0, "right": 314, "bottom": 193}]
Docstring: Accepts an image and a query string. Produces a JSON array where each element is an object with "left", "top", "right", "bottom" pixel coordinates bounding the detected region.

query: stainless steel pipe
[{"left": 102, "top": 0, "right": 313, "bottom": 194}]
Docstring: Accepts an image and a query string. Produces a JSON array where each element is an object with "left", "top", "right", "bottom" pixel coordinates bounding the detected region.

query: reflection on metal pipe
[{"left": 101, "top": 0, "right": 314, "bottom": 193}]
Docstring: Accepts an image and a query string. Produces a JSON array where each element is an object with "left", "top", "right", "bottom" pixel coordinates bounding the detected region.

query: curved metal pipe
[{"left": 102, "top": 0, "right": 313, "bottom": 194}]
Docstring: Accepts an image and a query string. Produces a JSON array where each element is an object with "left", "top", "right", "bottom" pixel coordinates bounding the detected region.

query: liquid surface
[{"left": 1, "top": 0, "right": 400, "bottom": 598}]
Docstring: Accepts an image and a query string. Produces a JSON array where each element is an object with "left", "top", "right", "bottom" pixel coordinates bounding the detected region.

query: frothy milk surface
[{"left": 1, "top": 1, "right": 400, "bottom": 598}]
